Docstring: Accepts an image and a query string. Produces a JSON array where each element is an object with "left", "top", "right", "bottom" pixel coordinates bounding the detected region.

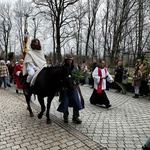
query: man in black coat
[
  {"left": 57, "top": 54, "right": 83, "bottom": 124},
  {"left": 114, "top": 60, "right": 124, "bottom": 93}
]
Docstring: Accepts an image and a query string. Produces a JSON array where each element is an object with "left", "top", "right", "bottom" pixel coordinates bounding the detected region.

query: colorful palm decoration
[{"left": 72, "top": 69, "right": 83, "bottom": 81}]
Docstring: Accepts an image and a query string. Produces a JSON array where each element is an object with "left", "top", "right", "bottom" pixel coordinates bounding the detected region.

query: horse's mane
[
  {"left": 35, "top": 66, "right": 64, "bottom": 90},
  {"left": 43, "top": 66, "right": 62, "bottom": 74},
  {"left": 40, "top": 66, "right": 69, "bottom": 82},
  {"left": 43, "top": 66, "right": 62, "bottom": 70}
]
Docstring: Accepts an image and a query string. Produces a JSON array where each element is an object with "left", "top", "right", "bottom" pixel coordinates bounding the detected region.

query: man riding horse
[
  {"left": 21, "top": 39, "right": 84, "bottom": 124},
  {"left": 23, "top": 38, "right": 47, "bottom": 94}
]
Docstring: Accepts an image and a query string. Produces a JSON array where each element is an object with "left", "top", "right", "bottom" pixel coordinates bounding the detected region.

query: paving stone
[
  {"left": 2, "top": 85, "right": 150, "bottom": 149},
  {"left": 0, "top": 88, "right": 105, "bottom": 150},
  {"left": 12, "top": 145, "right": 21, "bottom": 149}
]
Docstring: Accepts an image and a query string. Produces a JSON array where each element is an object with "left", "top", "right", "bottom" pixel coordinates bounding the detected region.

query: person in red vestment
[
  {"left": 13, "top": 59, "right": 23, "bottom": 93},
  {"left": 89, "top": 60, "right": 114, "bottom": 108}
]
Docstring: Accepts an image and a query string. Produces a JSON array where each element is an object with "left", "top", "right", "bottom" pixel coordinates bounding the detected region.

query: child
[
  {"left": 132, "top": 66, "right": 142, "bottom": 98},
  {"left": 0, "top": 60, "right": 9, "bottom": 89}
]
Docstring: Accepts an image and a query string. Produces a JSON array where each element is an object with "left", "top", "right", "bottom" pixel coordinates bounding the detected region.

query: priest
[{"left": 90, "top": 59, "right": 114, "bottom": 108}]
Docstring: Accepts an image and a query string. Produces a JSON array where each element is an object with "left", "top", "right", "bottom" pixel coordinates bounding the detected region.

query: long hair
[{"left": 30, "top": 38, "right": 41, "bottom": 50}]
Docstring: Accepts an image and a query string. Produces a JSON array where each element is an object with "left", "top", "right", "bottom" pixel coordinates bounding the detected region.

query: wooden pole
[{"left": 23, "top": 14, "right": 29, "bottom": 59}]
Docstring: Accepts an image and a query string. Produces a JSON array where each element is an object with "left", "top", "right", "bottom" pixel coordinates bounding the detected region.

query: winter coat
[{"left": 132, "top": 70, "right": 142, "bottom": 87}]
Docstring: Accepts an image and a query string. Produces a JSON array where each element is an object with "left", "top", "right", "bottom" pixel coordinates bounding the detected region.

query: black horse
[{"left": 22, "top": 66, "right": 72, "bottom": 124}]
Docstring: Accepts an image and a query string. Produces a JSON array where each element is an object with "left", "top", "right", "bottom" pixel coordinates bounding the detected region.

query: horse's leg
[
  {"left": 25, "top": 93, "right": 34, "bottom": 117},
  {"left": 46, "top": 92, "right": 55, "bottom": 124},
  {"left": 37, "top": 95, "right": 45, "bottom": 119}
]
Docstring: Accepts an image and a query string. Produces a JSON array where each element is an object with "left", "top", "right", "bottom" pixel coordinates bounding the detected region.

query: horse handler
[{"left": 57, "top": 54, "right": 84, "bottom": 124}]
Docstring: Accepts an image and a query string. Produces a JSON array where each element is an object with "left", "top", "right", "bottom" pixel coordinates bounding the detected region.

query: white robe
[
  {"left": 92, "top": 67, "right": 113, "bottom": 90},
  {"left": 23, "top": 49, "right": 47, "bottom": 85},
  {"left": 23, "top": 49, "right": 47, "bottom": 76}
]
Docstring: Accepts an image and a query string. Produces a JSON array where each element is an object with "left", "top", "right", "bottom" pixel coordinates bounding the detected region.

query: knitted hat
[
  {"left": 65, "top": 54, "right": 73, "bottom": 60},
  {"left": 6, "top": 60, "right": 10, "bottom": 64},
  {"left": 0, "top": 60, "right": 5, "bottom": 64}
]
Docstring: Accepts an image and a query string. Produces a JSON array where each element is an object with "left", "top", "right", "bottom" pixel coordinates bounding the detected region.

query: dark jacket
[
  {"left": 62, "top": 61, "right": 74, "bottom": 90},
  {"left": 114, "top": 66, "right": 124, "bottom": 83},
  {"left": 57, "top": 61, "right": 83, "bottom": 112},
  {"left": 91, "top": 62, "right": 97, "bottom": 72}
]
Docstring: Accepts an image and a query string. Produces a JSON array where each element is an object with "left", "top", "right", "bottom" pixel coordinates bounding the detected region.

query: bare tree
[
  {"left": 102, "top": 0, "right": 150, "bottom": 64},
  {"left": 137, "top": 0, "right": 144, "bottom": 58},
  {"left": 33, "top": 0, "right": 79, "bottom": 62},
  {"left": 102, "top": 0, "right": 111, "bottom": 58},
  {"left": 84, "top": 0, "right": 101, "bottom": 56},
  {"left": 101, "top": 0, "right": 139, "bottom": 64},
  {"left": 70, "top": 1, "right": 87, "bottom": 62},
  {"left": 0, "top": 3, "right": 12, "bottom": 61},
  {"left": 0, "top": 0, "right": 148, "bottom": 63},
  {"left": 136, "top": 0, "right": 150, "bottom": 58}
]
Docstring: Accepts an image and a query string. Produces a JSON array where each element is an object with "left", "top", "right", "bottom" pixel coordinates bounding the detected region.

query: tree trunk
[
  {"left": 103, "top": 0, "right": 110, "bottom": 59},
  {"left": 137, "top": 0, "right": 143, "bottom": 58},
  {"left": 56, "top": 15, "right": 62, "bottom": 62}
]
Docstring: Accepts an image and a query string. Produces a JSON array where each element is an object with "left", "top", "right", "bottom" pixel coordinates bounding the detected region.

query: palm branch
[
  {"left": 115, "top": 81, "right": 127, "bottom": 94},
  {"left": 72, "top": 69, "right": 83, "bottom": 81}
]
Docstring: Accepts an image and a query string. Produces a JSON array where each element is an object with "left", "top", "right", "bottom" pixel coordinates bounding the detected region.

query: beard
[{"left": 31, "top": 44, "right": 41, "bottom": 50}]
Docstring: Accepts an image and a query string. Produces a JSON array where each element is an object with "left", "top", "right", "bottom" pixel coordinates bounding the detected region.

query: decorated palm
[{"left": 72, "top": 69, "right": 83, "bottom": 82}]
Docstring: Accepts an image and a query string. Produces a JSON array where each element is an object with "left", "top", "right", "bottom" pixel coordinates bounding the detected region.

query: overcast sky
[
  {"left": 0, "top": 0, "right": 31, "bottom": 3},
  {"left": 0, "top": 0, "right": 14, "bottom": 3}
]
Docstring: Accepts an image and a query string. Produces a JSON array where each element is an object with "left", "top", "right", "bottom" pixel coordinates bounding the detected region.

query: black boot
[
  {"left": 72, "top": 117, "right": 82, "bottom": 124},
  {"left": 142, "top": 145, "right": 150, "bottom": 150},
  {"left": 106, "top": 104, "right": 112, "bottom": 109},
  {"left": 133, "top": 94, "right": 139, "bottom": 98},
  {"left": 63, "top": 115, "right": 68, "bottom": 123},
  {"left": 7, "top": 83, "right": 11, "bottom": 87},
  {"left": 63, "top": 111, "right": 69, "bottom": 123}
]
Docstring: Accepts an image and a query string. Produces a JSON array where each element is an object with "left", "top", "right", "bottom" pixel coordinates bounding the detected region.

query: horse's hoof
[
  {"left": 38, "top": 113, "right": 42, "bottom": 119},
  {"left": 47, "top": 119, "right": 52, "bottom": 124},
  {"left": 30, "top": 113, "right": 34, "bottom": 117}
]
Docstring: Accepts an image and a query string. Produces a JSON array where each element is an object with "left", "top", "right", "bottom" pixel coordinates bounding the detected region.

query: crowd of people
[
  {"left": 0, "top": 39, "right": 149, "bottom": 150},
  {"left": 0, "top": 58, "right": 25, "bottom": 93},
  {"left": 0, "top": 38, "right": 150, "bottom": 126},
  {"left": 0, "top": 50, "right": 149, "bottom": 98},
  {"left": 78, "top": 57, "right": 149, "bottom": 99}
]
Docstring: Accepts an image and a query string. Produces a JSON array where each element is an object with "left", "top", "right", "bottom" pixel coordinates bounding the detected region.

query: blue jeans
[
  {"left": 6, "top": 75, "right": 10, "bottom": 85},
  {"left": 0, "top": 76, "right": 7, "bottom": 88},
  {"left": 84, "top": 73, "right": 89, "bottom": 84}
]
